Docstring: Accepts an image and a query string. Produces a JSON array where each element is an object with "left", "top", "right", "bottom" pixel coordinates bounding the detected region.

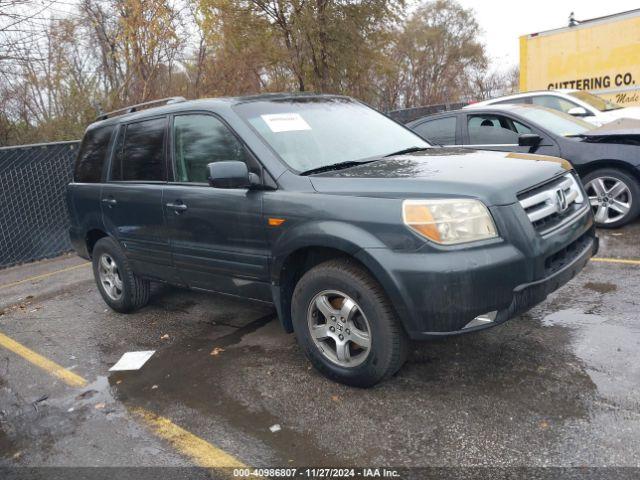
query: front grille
[
  {"left": 543, "top": 231, "right": 592, "bottom": 277},
  {"left": 518, "top": 173, "right": 587, "bottom": 234}
]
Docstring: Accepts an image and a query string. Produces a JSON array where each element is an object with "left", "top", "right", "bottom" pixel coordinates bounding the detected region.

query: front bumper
[
  {"left": 438, "top": 232, "right": 597, "bottom": 336},
  {"left": 358, "top": 208, "right": 597, "bottom": 340}
]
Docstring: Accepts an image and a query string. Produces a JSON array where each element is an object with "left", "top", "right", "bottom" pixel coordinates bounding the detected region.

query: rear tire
[
  {"left": 291, "top": 258, "right": 409, "bottom": 387},
  {"left": 583, "top": 168, "right": 640, "bottom": 228},
  {"left": 92, "top": 237, "right": 150, "bottom": 313}
]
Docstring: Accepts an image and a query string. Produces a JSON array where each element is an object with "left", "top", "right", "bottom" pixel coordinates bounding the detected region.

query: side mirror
[
  {"left": 207, "top": 161, "right": 259, "bottom": 188},
  {"left": 518, "top": 133, "right": 542, "bottom": 148},
  {"left": 567, "top": 106, "right": 589, "bottom": 117}
]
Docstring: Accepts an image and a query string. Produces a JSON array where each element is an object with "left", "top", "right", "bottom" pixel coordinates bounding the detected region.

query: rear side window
[
  {"left": 110, "top": 117, "right": 166, "bottom": 181},
  {"left": 74, "top": 125, "right": 115, "bottom": 182},
  {"left": 412, "top": 117, "right": 457, "bottom": 145},
  {"left": 494, "top": 97, "right": 528, "bottom": 105},
  {"left": 531, "top": 95, "right": 579, "bottom": 114}
]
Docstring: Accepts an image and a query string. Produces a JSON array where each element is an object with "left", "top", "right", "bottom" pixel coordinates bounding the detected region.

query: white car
[{"left": 465, "top": 89, "right": 640, "bottom": 126}]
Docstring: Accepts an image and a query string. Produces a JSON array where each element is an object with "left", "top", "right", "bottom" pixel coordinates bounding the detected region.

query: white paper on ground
[
  {"left": 109, "top": 351, "right": 156, "bottom": 371},
  {"left": 261, "top": 113, "right": 311, "bottom": 133}
]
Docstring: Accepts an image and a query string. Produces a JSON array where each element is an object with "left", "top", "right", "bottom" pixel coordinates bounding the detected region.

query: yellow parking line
[
  {"left": 0, "top": 329, "right": 247, "bottom": 468},
  {"left": 0, "top": 331, "right": 87, "bottom": 387},
  {"left": 131, "top": 407, "right": 246, "bottom": 468},
  {"left": 591, "top": 257, "right": 640, "bottom": 266},
  {"left": 0, "top": 262, "right": 91, "bottom": 291}
]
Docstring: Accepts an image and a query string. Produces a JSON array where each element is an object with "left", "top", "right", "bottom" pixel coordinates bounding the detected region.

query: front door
[
  {"left": 462, "top": 113, "right": 560, "bottom": 156},
  {"left": 101, "top": 116, "right": 177, "bottom": 282},
  {"left": 163, "top": 113, "right": 271, "bottom": 301}
]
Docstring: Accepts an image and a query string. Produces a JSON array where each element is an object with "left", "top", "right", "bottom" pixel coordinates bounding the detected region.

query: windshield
[
  {"left": 512, "top": 106, "right": 593, "bottom": 136},
  {"left": 233, "top": 97, "right": 430, "bottom": 172},
  {"left": 568, "top": 90, "right": 622, "bottom": 112}
]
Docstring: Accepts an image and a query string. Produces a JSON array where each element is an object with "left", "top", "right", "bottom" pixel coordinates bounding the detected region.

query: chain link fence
[{"left": 0, "top": 141, "right": 80, "bottom": 268}]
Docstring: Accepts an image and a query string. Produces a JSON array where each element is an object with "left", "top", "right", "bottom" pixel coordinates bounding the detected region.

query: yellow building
[{"left": 520, "top": 9, "right": 640, "bottom": 106}]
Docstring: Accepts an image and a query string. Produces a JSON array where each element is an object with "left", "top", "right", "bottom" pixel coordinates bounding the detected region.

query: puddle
[
  {"left": 541, "top": 309, "right": 608, "bottom": 327},
  {"left": 583, "top": 282, "right": 617, "bottom": 294},
  {"left": 107, "top": 313, "right": 344, "bottom": 466},
  {"left": 541, "top": 309, "right": 640, "bottom": 409},
  {"left": 201, "top": 312, "right": 276, "bottom": 346}
]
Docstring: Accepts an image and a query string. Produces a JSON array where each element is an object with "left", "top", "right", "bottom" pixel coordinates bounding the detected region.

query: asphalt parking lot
[{"left": 0, "top": 224, "right": 639, "bottom": 475}]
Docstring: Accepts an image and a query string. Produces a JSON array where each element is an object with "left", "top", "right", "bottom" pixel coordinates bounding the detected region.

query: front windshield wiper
[
  {"left": 300, "top": 145, "right": 431, "bottom": 175},
  {"left": 384, "top": 146, "right": 430, "bottom": 157},
  {"left": 299, "top": 160, "right": 377, "bottom": 176}
]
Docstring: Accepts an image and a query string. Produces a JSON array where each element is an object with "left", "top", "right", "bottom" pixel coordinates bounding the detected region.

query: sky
[{"left": 455, "top": 0, "right": 640, "bottom": 71}]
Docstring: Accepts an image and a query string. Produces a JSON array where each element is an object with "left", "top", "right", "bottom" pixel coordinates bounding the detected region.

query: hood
[
  {"left": 579, "top": 118, "right": 640, "bottom": 146},
  {"left": 581, "top": 118, "right": 640, "bottom": 136},
  {"left": 598, "top": 107, "right": 640, "bottom": 122},
  {"left": 309, "top": 148, "right": 571, "bottom": 206}
]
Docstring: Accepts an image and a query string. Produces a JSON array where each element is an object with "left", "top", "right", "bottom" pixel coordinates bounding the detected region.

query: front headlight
[{"left": 402, "top": 199, "right": 498, "bottom": 245}]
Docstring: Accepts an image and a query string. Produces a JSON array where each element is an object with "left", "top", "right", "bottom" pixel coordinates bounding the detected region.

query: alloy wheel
[
  {"left": 307, "top": 290, "right": 372, "bottom": 368},
  {"left": 585, "top": 176, "right": 632, "bottom": 225},
  {"left": 98, "top": 253, "right": 123, "bottom": 301}
]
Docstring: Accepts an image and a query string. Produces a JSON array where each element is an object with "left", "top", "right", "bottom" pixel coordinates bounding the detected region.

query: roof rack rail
[{"left": 95, "top": 96, "right": 186, "bottom": 121}]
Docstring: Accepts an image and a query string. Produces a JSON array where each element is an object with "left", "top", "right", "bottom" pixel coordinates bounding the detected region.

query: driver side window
[
  {"left": 467, "top": 114, "right": 530, "bottom": 145},
  {"left": 173, "top": 114, "right": 248, "bottom": 183}
]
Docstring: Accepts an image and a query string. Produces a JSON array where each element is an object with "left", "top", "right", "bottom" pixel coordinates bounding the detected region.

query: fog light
[{"left": 463, "top": 311, "right": 497, "bottom": 330}]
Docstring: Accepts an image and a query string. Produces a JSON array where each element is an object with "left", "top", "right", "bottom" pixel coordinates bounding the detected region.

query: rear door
[
  {"left": 68, "top": 124, "right": 116, "bottom": 255},
  {"left": 101, "top": 116, "right": 177, "bottom": 282},
  {"left": 411, "top": 115, "right": 459, "bottom": 146},
  {"left": 163, "top": 112, "right": 271, "bottom": 301}
]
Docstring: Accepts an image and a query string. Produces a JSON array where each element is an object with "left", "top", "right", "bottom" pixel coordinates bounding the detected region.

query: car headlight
[{"left": 402, "top": 199, "right": 498, "bottom": 245}]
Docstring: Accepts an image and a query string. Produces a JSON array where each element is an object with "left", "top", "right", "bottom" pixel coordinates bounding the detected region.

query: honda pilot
[{"left": 67, "top": 94, "right": 598, "bottom": 386}]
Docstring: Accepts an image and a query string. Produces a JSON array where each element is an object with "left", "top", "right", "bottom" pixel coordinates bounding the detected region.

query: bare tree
[
  {"left": 0, "top": 0, "right": 496, "bottom": 145},
  {"left": 470, "top": 65, "right": 520, "bottom": 101},
  {"left": 1, "top": 0, "right": 66, "bottom": 62},
  {"left": 385, "top": 0, "right": 487, "bottom": 108}
]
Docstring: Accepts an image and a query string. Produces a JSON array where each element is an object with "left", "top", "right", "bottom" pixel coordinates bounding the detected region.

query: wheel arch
[
  {"left": 85, "top": 229, "right": 109, "bottom": 258},
  {"left": 272, "top": 247, "right": 406, "bottom": 335},
  {"left": 574, "top": 159, "right": 640, "bottom": 184},
  {"left": 272, "top": 246, "right": 363, "bottom": 333}
]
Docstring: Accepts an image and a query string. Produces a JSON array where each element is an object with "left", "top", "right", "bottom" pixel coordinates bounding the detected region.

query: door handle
[
  {"left": 166, "top": 202, "right": 188, "bottom": 213},
  {"left": 101, "top": 197, "right": 117, "bottom": 206}
]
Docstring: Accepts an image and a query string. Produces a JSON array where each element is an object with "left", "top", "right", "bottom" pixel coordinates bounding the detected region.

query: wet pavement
[{"left": 0, "top": 224, "right": 639, "bottom": 470}]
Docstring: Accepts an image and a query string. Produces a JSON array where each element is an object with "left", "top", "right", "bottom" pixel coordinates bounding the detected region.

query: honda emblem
[{"left": 556, "top": 189, "right": 568, "bottom": 212}]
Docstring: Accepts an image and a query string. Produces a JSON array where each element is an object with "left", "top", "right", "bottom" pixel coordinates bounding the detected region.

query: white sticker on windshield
[{"left": 261, "top": 113, "right": 311, "bottom": 133}]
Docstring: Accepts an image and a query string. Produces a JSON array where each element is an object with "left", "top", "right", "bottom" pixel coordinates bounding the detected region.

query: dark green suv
[{"left": 67, "top": 94, "right": 598, "bottom": 386}]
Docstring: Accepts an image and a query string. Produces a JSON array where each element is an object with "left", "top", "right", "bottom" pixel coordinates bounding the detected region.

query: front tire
[
  {"left": 92, "top": 237, "right": 150, "bottom": 313},
  {"left": 583, "top": 168, "right": 640, "bottom": 228},
  {"left": 291, "top": 259, "right": 409, "bottom": 387}
]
